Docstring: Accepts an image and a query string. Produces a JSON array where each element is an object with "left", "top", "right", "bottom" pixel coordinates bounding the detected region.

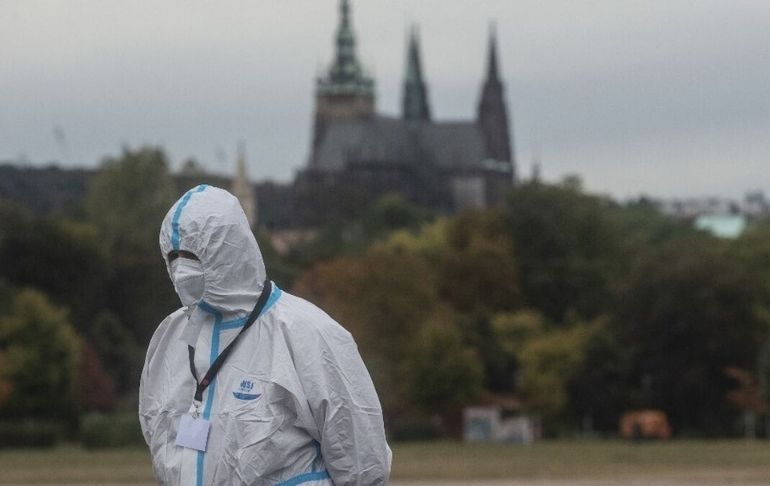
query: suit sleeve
[
  {"left": 138, "top": 313, "right": 174, "bottom": 447},
  {"left": 293, "top": 322, "right": 392, "bottom": 485}
]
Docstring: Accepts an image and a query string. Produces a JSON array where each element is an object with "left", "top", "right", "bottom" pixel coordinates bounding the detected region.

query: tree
[
  {"left": 292, "top": 246, "right": 439, "bottom": 417},
  {"left": 731, "top": 220, "right": 770, "bottom": 299},
  {"left": 405, "top": 307, "right": 483, "bottom": 416},
  {"left": 566, "top": 320, "right": 629, "bottom": 432},
  {"left": 610, "top": 198, "right": 696, "bottom": 250},
  {"left": 382, "top": 218, "right": 450, "bottom": 265},
  {"left": 437, "top": 211, "right": 520, "bottom": 315},
  {"left": 287, "top": 194, "right": 434, "bottom": 270},
  {"left": 516, "top": 322, "right": 597, "bottom": 420},
  {"left": 382, "top": 211, "right": 523, "bottom": 394},
  {"left": 293, "top": 246, "right": 437, "bottom": 360},
  {"left": 86, "top": 146, "right": 175, "bottom": 255},
  {"left": 179, "top": 158, "right": 207, "bottom": 177},
  {"left": 0, "top": 352, "right": 12, "bottom": 408},
  {"left": 361, "top": 194, "right": 433, "bottom": 240},
  {"left": 732, "top": 222, "right": 770, "bottom": 432},
  {"left": 88, "top": 312, "right": 142, "bottom": 394},
  {"left": 758, "top": 339, "right": 770, "bottom": 414},
  {"left": 0, "top": 214, "right": 109, "bottom": 330},
  {"left": 0, "top": 289, "right": 80, "bottom": 421},
  {"left": 615, "top": 238, "right": 769, "bottom": 434},
  {"left": 491, "top": 310, "right": 547, "bottom": 358},
  {"left": 78, "top": 339, "right": 116, "bottom": 412},
  {"left": 86, "top": 146, "right": 178, "bottom": 342},
  {"left": 504, "top": 182, "right": 621, "bottom": 322}
]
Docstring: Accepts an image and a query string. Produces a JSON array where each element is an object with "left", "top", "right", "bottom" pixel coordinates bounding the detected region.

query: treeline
[
  {"left": 0, "top": 147, "right": 769, "bottom": 445},
  {"left": 290, "top": 183, "right": 770, "bottom": 438}
]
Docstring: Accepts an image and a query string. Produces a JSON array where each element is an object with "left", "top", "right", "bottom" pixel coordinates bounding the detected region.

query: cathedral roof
[{"left": 311, "top": 116, "right": 488, "bottom": 172}]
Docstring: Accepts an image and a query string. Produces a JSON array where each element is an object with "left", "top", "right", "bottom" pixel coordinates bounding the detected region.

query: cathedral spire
[
  {"left": 323, "top": 0, "right": 372, "bottom": 88},
  {"left": 335, "top": 0, "right": 355, "bottom": 72},
  {"left": 313, "top": 0, "right": 375, "bottom": 154},
  {"left": 477, "top": 23, "right": 515, "bottom": 176},
  {"left": 485, "top": 23, "right": 500, "bottom": 84},
  {"left": 231, "top": 142, "right": 257, "bottom": 228},
  {"left": 341, "top": 0, "right": 350, "bottom": 26},
  {"left": 402, "top": 25, "right": 431, "bottom": 121},
  {"left": 316, "top": 0, "right": 373, "bottom": 95}
]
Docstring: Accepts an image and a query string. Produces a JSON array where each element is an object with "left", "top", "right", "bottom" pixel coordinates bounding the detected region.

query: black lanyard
[{"left": 188, "top": 279, "right": 273, "bottom": 403}]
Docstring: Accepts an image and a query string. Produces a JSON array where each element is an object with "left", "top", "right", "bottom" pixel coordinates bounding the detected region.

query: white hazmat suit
[{"left": 140, "top": 185, "right": 391, "bottom": 485}]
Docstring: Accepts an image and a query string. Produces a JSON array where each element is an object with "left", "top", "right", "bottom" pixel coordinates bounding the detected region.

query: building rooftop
[{"left": 311, "top": 116, "right": 493, "bottom": 172}]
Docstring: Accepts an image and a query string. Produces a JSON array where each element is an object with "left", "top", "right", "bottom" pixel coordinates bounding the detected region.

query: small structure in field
[
  {"left": 463, "top": 402, "right": 540, "bottom": 444},
  {"left": 619, "top": 409, "right": 672, "bottom": 440}
]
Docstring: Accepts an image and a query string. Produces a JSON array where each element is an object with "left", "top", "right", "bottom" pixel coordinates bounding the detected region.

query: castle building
[{"left": 295, "top": 0, "right": 515, "bottom": 219}]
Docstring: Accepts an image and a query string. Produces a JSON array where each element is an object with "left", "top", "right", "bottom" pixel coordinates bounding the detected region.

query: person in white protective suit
[{"left": 139, "top": 185, "right": 391, "bottom": 485}]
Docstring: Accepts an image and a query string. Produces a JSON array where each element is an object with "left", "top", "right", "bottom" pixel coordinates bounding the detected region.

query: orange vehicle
[{"left": 619, "top": 409, "right": 672, "bottom": 440}]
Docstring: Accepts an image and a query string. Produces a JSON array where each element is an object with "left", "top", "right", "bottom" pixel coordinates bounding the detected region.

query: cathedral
[{"left": 293, "top": 0, "right": 515, "bottom": 220}]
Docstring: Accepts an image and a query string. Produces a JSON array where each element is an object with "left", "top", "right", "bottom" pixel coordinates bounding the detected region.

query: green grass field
[{"left": 1, "top": 440, "right": 769, "bottom": 484}]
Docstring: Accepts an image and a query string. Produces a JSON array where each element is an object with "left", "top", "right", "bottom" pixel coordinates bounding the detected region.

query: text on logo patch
[{"left": 233, "top": 379, "right": 261, "bottom": 401}]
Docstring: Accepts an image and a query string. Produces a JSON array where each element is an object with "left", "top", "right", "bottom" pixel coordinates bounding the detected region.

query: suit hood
[{"left": 159, "top": 185, "right": 266, "bottom": 338}]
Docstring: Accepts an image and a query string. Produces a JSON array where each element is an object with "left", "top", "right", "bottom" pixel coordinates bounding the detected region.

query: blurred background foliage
[{"left": 1, "top": 146, "right": 770, "bottom": 446}]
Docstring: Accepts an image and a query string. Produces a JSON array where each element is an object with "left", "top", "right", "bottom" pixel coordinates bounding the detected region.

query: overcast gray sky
[{"left": 2, "top": 0, "right": 769, "bottom": 199}]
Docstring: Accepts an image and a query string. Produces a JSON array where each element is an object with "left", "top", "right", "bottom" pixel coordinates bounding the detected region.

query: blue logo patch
[{"left": 233, "top": 379, "right": 261, "bottom": 401}]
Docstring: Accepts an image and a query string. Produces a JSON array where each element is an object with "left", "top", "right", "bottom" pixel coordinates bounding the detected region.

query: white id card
[{"left": 175, "top": 414, "right": 211, "bottom": 452}]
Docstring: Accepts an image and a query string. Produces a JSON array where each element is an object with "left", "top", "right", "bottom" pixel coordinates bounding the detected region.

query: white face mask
[{"left": 170, "top": 257, "right": 205, "bottom": 310}]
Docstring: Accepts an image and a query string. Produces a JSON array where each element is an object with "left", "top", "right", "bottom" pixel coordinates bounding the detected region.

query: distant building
[
  {"left": 659, "top": 197, "right": 738, "bottom": 219},
  {"left": 655, "top": 191, "right": 770, "bottom": 239},
  {"left": 294, "top": 0, "right": 516, "bottom": 217},
  {"left": 463, "top": 404, "right": 540, "bottom": 444},
  {"left": 231, "top": 143, "right": 257, "bottom": 228},
  {"left": 743, "top": 190, "right": 769, "bottom": 217},
  {"left": 0, "top": 164, "right": 93, "bottom": 215},
  {"left": 694, "top": 213, "right": 747, "bottom": 239}
]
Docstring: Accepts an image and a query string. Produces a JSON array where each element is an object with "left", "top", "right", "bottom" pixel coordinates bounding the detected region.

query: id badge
[{"left": 175, "top": 414, "right": 211, "bottom": 452}]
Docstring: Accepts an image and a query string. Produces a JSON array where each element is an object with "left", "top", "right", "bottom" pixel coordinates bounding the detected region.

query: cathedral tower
[
  {"left": 312, "top": 0, "right": 375, "bottom": 153},
  {"left": 402, "top": 26, "right": 431, "bottom": 121},
  {"left": 477, "top": 25, "right": 515, "bottom": 177}
]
